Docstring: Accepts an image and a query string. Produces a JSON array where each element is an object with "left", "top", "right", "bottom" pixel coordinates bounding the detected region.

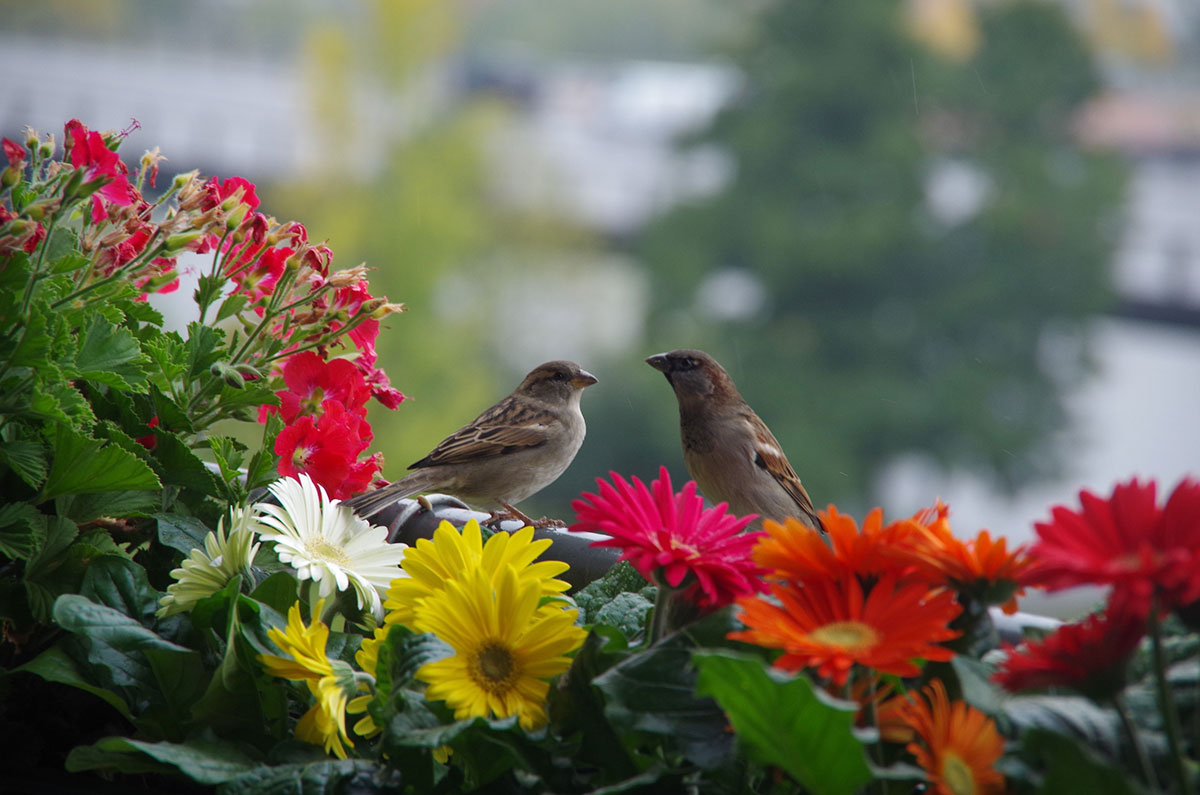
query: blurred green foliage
[{"left": 563, "top": 0, "right": 1127, "bottom": 516}]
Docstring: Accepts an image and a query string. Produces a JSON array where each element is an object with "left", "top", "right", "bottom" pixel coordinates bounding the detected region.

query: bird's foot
[{"left": 528, "top": 516, "right": 567, "bottom": 529}]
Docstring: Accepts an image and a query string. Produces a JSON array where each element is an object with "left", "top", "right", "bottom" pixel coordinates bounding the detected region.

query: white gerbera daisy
[
  {"left": 157, "top": 507, "right": 261, "bottom": 617},
  {"left": 254, "top": 474, "right": 407, "bottom": 619}
]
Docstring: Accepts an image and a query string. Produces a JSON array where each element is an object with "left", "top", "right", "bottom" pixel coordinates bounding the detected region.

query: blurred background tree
[{"left": 561, "top": 0, "right": 1126, "bottom": 514}]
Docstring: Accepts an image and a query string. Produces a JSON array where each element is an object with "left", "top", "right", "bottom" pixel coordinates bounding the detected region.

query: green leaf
[
  {"left": 30, "top": 377, "right": 96, "bottom": 428},
  {"left": 156, "top": 513, "right": 212, "bottom": 555},
  {"left": 22, "top": 514, "right": 80, "bottom": 621},
  {"left": 693, "top": 650, "right": 873, "bottom": 795},
  {"left": 152, "top": 428, "right": 222, "bottom": 496},
  {"left": 65, "top": 741, "right": 177, "bottom": 777},
  {"left": 216, "top": 293, "right": 250, "bottom": 322},
  {"left": 0, "top": 501, "right": 44, "bottom": 559},
  {"left": 14, "top": 643, "right": 131, "bottom": 718},
  {"left": 56, "top": 489, "right": 159, "bottom": 522},
  {"left": 71, "top": 315, "right": 150, "bottom": 391},
  {"left": 143, "top": 331, "right": 186, "bottom": 380},
  {"left": 249, "top": 571, "right": 299, "bottom": 616},
  {"left": 39, "top": 423, "right": 160, "bottom": 501},
  {"left": 1004, "top": 694, "right": 1120, "bottom": 756},
  {"left": 0, "top": 437, "right": 48, "bottom": 489},
  {"left": 209, "top": 436, "right": 247, "bottom": 482},
  {"left": 69, "top": 736, "right": 261, "bottom": 785},
  {"left": 220, "top": 759, "right": 385, "bottom": 794},
  {"left": 594, "top": 633, "right": 734, "bottom": 767},
  {"left": 53, "top": 593, "right": 191, "bottom": 655},
  {"left": 6, "top": 302, "right": 51, "bottom": 369},
  {"left": 49, "top": 250, "right": 90, "bottom": 275},
  {"left": 185, "top": 321, "right": 224, "bottom": 380},
  {"left": 1025, "top": 728, "right": 1139, "bottom": 795},
  {"left": 81, "top": 555, "right": 161, "bottom": 624}
]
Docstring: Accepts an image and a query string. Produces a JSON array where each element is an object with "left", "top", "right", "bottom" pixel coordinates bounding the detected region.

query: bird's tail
[{"left": 340, "top": 470, "right": 437, "bottom": 518}]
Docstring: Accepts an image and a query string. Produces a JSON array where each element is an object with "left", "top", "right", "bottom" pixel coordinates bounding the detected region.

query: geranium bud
[
  {"left": 225, "top": 203, "right": 249, "bottom": 230},
  {"left": 25, "top": 199, "right": 60, "bottom": 221},
  {"left": 164, "top": 229, "right": 205, "bottom": 252},
  {"left": 1, "top": 166, "right": 18, "bottom": 188},
  {"left": 234, "top": 363, "right": 262, "bottom": 381},
  {"left": 38, "top": 138, "right": 54, "bottom": 159},
  {"left": 209, "top": 361, "right": 245, "bottom": 389},
  {"left": 24, "top": 129, "right": 39, "bottom": 150}
]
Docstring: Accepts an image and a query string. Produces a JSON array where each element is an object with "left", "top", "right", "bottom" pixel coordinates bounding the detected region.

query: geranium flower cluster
[
  {"left": 265, "top": 352, "right": 384, "bottom": 499},
  {"left": 2, "top": 120, "right": 406, "bottom": 500}
]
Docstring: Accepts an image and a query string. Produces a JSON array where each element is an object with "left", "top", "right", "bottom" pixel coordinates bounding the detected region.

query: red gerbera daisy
[
  {"left": 569, "top": 467, "right": 766, "bottom": 608},
  {"left": 900, "top": 679, "right": 1006, "bottom": 795},
  {"left": 1028, "top": 477, "right": 1200, "bottom": 612},
  {"left": 729, "top": 573, "right": 961, "bottom": 686},
  {"left": 993, "top": 599, "right": 1146, "bottom": 702}
]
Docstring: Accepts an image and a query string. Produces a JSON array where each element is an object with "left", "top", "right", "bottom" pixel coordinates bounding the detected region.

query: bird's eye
[
  {"left": 681, "top": 358, "right": 697, "bottom": 370},
  {"left": 551, "top": 371, "right": 567, "bottom": 382}
]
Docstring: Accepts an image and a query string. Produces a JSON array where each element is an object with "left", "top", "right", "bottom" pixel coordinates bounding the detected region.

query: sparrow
[
  {"left": 343, "top": 360, "right": 598, "bottom": 525},
  {"left": 646, "top": 349, "right": 824, "bottom": 532}
]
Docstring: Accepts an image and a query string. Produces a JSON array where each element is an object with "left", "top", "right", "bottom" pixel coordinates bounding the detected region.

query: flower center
[
  {"left": 940, "top": 751, "right": 977, "bottom": 795},
  {"left": 470, "top": 641, "right": 518, "bottom": 694},
  {"left": 307, "top": 538, "right": 352, "bottom": 567},
  {"left": 809, "top": 620, "right": 880, "bottom": 651}
]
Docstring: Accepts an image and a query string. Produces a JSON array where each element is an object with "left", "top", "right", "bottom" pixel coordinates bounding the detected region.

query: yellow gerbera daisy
[
  {"left": 414, "top": 565, "right": 585, "bottom": 731},
  {"left": 259, "top": 599, "right": 334, "bottom": 682},
  {"left": 297, "top": 674, "right": 355, "bottom": 759},
  {"left": 384, "top": 519, "right": 570, "bottom": 628}
]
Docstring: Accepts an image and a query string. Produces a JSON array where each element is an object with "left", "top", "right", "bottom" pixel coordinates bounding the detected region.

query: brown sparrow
[
  {"left": 343, "top": 361, "right": 598, "bottom": 525},
  {"left": 646, "top": 349, "right": 824, "bottom": 532}
]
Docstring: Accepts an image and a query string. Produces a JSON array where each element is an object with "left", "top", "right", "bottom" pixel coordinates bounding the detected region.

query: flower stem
[
  {"left": 1149, "top": 600, "right": 1192, "bottom": 795},
  {"left": 1114, "top": 692, "right": 1159, "bottom": 790},
  {"left": 648, "top": 583, "right": 671, "bottom": 646}
]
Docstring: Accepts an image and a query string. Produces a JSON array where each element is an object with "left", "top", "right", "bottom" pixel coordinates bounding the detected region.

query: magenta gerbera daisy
[{"left": 569, "top": 467, "right": 767, "bottom": 608}]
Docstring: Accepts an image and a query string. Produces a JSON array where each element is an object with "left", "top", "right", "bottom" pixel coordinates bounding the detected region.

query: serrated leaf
[
  {"left": 0, "top": 437, "right": 48, "bottom": 488},
  {"left": 693, "top": 650, "right": 873, "bottom": 795},
  {"left": 6, "top": 302, "right": 51, "bottom": 369},
  {"left": 209, "top": 435, "right": 247, "bottom": 483},
  {"left": 57, "top": 490, "right": 159, "bottom": 522},
  {"left": 185, "top": 321, "right": 224, "bottom": 380},
  {"left": 152, "top": 429, "right": 222, "bottom": 496},
  {"left": 123, "top": 299, "right": 164, "bottom": 327},
  {"left": 39, "top": 423, "right": 160, "bottom": 501},
  {"left": 0, "top": 501, "right": 44, "bottom": 559},
  {"left": 49, "top": 250, "right": 90, "bottom": 275},
  {"left": 30, "top": 378, "right": 96, "bottom": 428},
  {"left": 22, "top": 514, "right": 81, "bottom": 621},
  {"left": 71, "top": 315, "right": 150, "bottom": 391}
]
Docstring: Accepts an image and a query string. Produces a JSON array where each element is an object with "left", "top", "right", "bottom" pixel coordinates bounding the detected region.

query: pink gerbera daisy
[{"left": 569, "top": 467, "right": 766, "bottom": 608}]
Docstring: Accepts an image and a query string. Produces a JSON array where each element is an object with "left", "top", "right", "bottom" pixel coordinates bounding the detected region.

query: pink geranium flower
[
  {"left": 570, "top": 467, "right": 767, "bottom": 608},
  {"left": 267, "top": 351, "right": 372, "bottom": 423},
  {"left": 274, "top": 399, "right": 374, "bottom": 500},
  {"left": 65, "top": 119, "right": 139, "bottom": 224}
]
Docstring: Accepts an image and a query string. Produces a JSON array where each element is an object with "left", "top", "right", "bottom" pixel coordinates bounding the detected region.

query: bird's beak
[
  {"left": 572, "top": 369, "right": 599, "bottom": 388},
  {"left": 645, "top": 353, "right": 669, "bottom": 373}
]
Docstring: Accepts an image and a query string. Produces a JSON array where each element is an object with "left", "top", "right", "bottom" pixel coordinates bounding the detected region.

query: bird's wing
[
  {"left": 409, "top": 397, "right": 559, "bottom": 468},
  {"left": 748, "top": 415, "right": 825, "bottom": 532}
]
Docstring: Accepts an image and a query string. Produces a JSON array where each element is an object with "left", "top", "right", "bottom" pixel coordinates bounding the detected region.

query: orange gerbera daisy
[
  {"left": 900, "top": 679, "right": 1006, "bottom": 795},
  {"left": 897, "top": 507, "right": 1034, "bottom": 614},
  {"left": 753, "top": 506, "right": 919, "bottom": 585},
  {"left": 729, "top": 573, "right": 961, "bottom": 686}
]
